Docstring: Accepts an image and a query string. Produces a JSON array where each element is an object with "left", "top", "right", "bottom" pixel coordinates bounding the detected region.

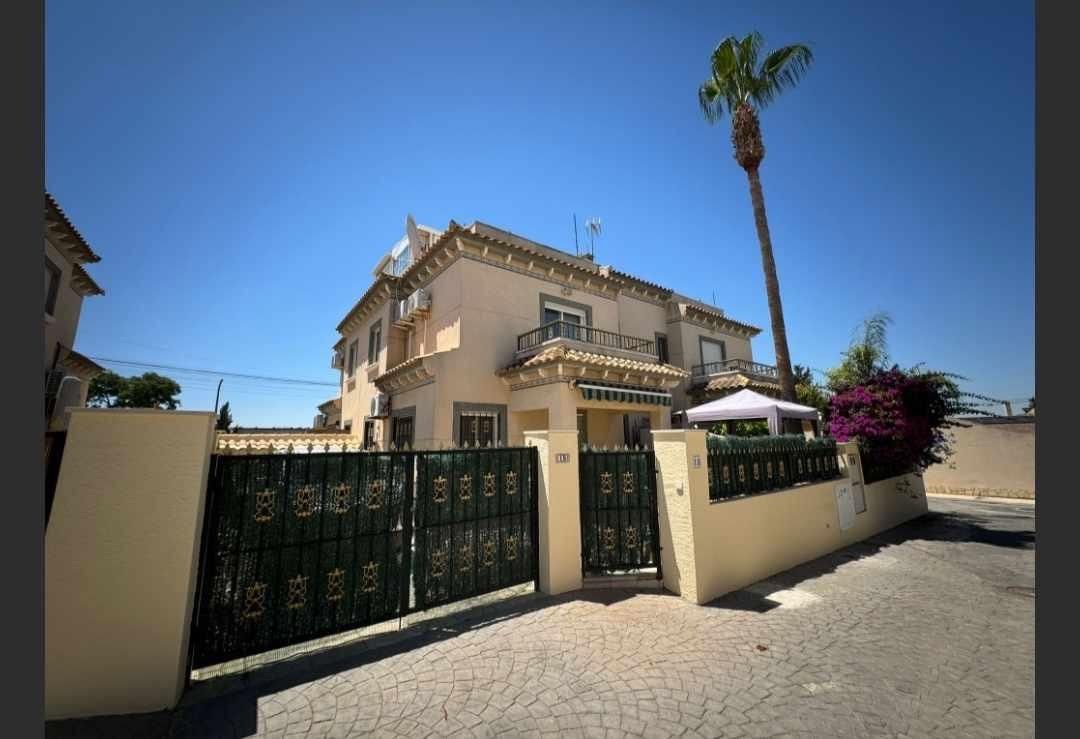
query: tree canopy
[
  {"left": 87, "top": 370, "right": 181, "bottom": 410},
  {"left": 216, "top": 401, "right": 234, "bottom": 431},
  {"left": 698, "top": 32, "right": 813, "bottom": 123}
]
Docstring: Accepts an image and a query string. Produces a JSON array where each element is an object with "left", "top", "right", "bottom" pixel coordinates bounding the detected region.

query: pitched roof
[
  {"left": 702, "top": 372, "right": 780, "bottom": 395},
  {"left": 71, "top": 263, "right": 105, "bottom": 296},
  {"left": 45, "top": 192, "right": 101, "bottom": 264},
  {"left": 60, "top": 348, "right": 105, "bottom": 377},
  {"left": 317, "top": 397, "right": 342, "bottom": 413},
  {"left": 497, "top": 345, "right": 689, "bottom": 380}
]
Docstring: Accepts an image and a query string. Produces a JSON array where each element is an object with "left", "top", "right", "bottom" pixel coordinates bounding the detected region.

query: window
[
  {"left": 542, "top": 301, "right": 586, "bottom": 326},
  {"left": 655, "top": 333, "right": 669, "bottom": 364},
  {"left": 576, "top": 411, "right": 588, "bottom": 445},
  {"left": 362, "top": 419, "right": 376, "bottom": 450},
  {"left": 45, "top": 257, "right": 62, "bottom": 316},
  {"left": 392, "top": 415, "right": 414, "bottom": 449},
  {"left": 700, "top": 337, "right": 726, "bottom": 368},
  {"left": 392, "top": 244, "right": 411, "bottom": 276},
  {"left": 459, "top": 412, "right": 497, "bottom": 447},
  {"left": 541, "top": 298, "right": 589, "bottom": 342},
  {"left": 347, "top": 340, "right": 359, "bottom": 377},
  {"left": 368, "top": 320, "right": 382, "bottom": 365}
]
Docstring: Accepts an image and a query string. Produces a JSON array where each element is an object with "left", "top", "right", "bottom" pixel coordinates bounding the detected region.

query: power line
[{"left": 90, "top": 357, "right": 339, "bottom": 388}]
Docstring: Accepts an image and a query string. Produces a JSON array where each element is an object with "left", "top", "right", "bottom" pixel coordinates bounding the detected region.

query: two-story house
[
  {"left": 329, "top": 219, "right": 780, "bottom": 450},
  {"left": 45, "top": 192, "right": 105, "bottom": 430}
]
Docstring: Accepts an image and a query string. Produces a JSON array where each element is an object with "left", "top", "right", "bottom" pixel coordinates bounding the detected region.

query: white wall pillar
[
  {"left": 525, "top": 430, "right": 583, "bottom": 595},
  {"left": 45, "top": 409, "right": 217, "bottom": 719}
]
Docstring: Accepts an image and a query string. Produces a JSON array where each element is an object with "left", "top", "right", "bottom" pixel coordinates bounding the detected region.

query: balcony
[
  {"left": 691, "top": 358, "right": 779, "bottom": 383},
  {"left": 516, "top": 321, "right": 656, "bottom": 359}
]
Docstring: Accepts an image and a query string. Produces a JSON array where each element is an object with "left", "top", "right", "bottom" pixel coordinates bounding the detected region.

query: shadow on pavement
[{"left": 45, "top": 588, "right": 645, "bottom": 739}]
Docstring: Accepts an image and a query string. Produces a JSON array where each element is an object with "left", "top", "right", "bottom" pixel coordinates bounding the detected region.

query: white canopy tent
[{"left": 684, "top": 389, "right": 820, "bottom": 435}]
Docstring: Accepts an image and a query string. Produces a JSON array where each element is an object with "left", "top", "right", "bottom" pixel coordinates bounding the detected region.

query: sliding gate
[{"left": 189, "top": 446, "right": 538, "bottom": 669}]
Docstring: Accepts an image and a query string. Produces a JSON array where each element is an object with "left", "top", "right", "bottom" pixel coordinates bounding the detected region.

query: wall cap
[{"left": 70, "top": 408, "right": 216, "bottom": 418}]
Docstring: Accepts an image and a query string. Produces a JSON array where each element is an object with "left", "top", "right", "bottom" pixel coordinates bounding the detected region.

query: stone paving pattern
[{"left": 47, "top": 497, "right": 1034, "bottom": 738}]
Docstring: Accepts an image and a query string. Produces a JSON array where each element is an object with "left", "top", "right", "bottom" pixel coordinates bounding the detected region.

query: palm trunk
[{"left": 744, "top": 166, "right": 796, "bottom": 402}]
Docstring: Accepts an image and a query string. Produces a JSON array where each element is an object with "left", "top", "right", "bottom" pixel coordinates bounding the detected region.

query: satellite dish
[{"left": 406, "top": 213, "right": 421, "bottom": 254}]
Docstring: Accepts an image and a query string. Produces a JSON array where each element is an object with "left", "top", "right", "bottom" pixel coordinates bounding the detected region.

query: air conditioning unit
[
  {"left": 330, "top": 350, "right": 344, "bottom": 370},
  {"left": 406, "top": 287, "right": 431, "bottom": 316},
  {"left": 370, "top": 393, "right": 390, "bottom": 418}
]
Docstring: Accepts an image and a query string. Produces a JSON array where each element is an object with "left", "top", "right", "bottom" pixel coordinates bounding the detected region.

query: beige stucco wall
[
  {"left": 667, "top": 320, "right": 753, "bottom": 412},
  {"left": 45, "top": 409, "right": 217, "bottom": 719},
  {"left": 525, "top": 430, "right": 583, "bottom": 595},
  {"left": 653, "top": 432, "right": 928, "bottom": 605},
  {"left": 44, "top": 237, "right": 86, "bottom": 368},
  {"left": 922, "top": 421, "right": 1035, "bottom": 499}
]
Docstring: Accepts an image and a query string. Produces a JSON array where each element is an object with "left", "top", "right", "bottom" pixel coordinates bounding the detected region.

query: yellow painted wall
[
  {"left": 45, "top": 409, "right": 217, "bottom": 719},
  {"left": 525, "top": 430, "right": 583, "bottom": 595},
  {"left": 922, "top": 421, "right": 1035, "bottom": 498},
  {"left": 653, "top": 432, "right": 929, "bottom": 604}
]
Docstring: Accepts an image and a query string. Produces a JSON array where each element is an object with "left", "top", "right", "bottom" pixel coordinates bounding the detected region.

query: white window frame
[{"left": 543, "top": 300, "right": 587, "bottom": 324}]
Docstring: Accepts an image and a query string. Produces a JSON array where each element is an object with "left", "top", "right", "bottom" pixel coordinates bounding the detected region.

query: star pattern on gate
[
  {"left": 505, "top": 534, "right": 518, "bottom": 561},
  {"left": 286, "top": 575, "right": 308, "bottom": 610},
  {"left": 294, "top": 484, "right": 316, "bottom": 518},
  {"left": 459, "top": 473, "right": 472, "bottom": 501},
  {"left": 482, "top": 472, "right": 497, "bottom": 497},
  {"left": 254, "top": 489, "right": 275, "bottom": 523},
  {"left": 331, "top": 482, "right": 352, "bottom": 514},
  {"left": 367, "top": 479, "right": 385, "bottom": 510},
  {"left": 459, "top": 543, "right": 474, "bottom": 572},
  {"left": 242, "top": 582, "right": 267, "bottom": 620},
  {"left": 778, "top": 460, "right": 786, "bottom": 478},
  {"left": 505, "top": 470, "right": 518, "bottom": 496},
  {"left": 722, "top": 465, "right": 731, "bottom": 483},
  {"left": 622, "top": 471, "right": 635, "bottom": 496},
  {"left": 433, "top": 476, "right": 448, "bottom": 503},
  {"left": 625, "top": 526, "right": 638, "bottom": 549},
  {"left": 602, "top": 526, "right": 616, "bottom": 550},
  {"left": 430, "top": 547, "right": 448, "bottom": 578},
  {"left": 326, "top": 568, "right": 346, "bottom": 602},
  {"left": 738, "top": 464, "right": 746, "bottom": 483},
  {"left": 766, "top": 461, "right": 773, "bottom": 480},
  {"left": 360, "top": 562, "right": 379, "bottom": 593},
  {"left": 752, "top": 462, "right": 760, "bottom": 481},
  {"left": 599, "top": 471, "right": 614, "bottom": 495},
  {"left": 480, "top": 537, "right": 496, "bottom": 567},
  {"left": 797, "top": 459, "right": 804, "bottom": 475}
]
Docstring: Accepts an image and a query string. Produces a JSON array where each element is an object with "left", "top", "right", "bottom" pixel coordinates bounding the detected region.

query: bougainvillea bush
[{"left": 827, "top": 367, "right": 974, "bottom": 478}]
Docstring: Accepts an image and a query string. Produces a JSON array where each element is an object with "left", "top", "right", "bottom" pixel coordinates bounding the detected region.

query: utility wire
[{"left": 89, "top": 357, "right": 339, "bottom": 388}]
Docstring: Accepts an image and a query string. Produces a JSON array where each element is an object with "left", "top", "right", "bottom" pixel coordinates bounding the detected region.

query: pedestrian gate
[
  {"left": 189, "top": 446, "right": 538, "bottom": 669},
  {"left": 578, "top": 447, "right": 661, "bottom": 576}
]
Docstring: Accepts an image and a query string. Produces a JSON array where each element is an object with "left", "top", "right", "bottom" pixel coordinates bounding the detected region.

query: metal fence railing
[
  {"left": 706, "top": 434, "right": 841, "bottom": 502},
  {"left": 516, "top": 321, "right": 656, "bottom": 355}
]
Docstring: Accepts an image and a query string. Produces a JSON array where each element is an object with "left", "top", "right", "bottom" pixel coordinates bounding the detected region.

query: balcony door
[
  {"left": 700, "top": 338, "right": 726, "bottom": 372},
  {"left": 543, "top": 301, "right": 586, "bottom": 342}
]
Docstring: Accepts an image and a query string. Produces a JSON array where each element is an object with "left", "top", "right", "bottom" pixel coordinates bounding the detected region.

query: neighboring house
[
  {"left": 45, "top": 193, "right": 105, "bottom": 431},
  {"left": 314, "top": 397, "right": 342, "bottom": 429},
  {"left": 330, "top": 219, "right": 779, "bottom": 450}
]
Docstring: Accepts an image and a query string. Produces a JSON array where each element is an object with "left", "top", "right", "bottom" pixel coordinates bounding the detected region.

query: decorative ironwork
[
  {"left": 331, "top": 482, "right": 351, "bottom": 514},
  {"left": 254, "top": 489, "right": 275, "bottom": 523},
  {"left": 779, "top": 460, "right": 786, "bottom": 478},
  {"left": 483, "top": 472, "right": 497, "bottom": 497},
  {"left": 286, "top": 575, "right": 308, "bottom": 610},
  {"left": 738, "top": 464, "right": 746, "bottom": 483},
  {"left": 722, "top": 465, "right": 731, "bottom": 483},
  {"left": 516, "top": 320, "right": 656, "bottom": 356},
  {"left": 459, "top": 544, "right": 474, "bottom": 571},
  {"left": 430, "top": 547, "right": 448, "bottom": 578},
  {"left": 579, "top": 448, "right": 661, "bottom": 576},
  {"left": 797, "top": 458, "right": 804, "bottom": 475},
  {"left": 294, "top": 484, "right": 316, "bottom": 518},
  {"left": 599, "top": 471, "right": 614, "bottom": 495},
  {"left": 505, "top": 469, "right": 518, "bottom": 496},
  {"left": 360, "top": 562, "right": 379, "bottom": 593},
  {"left": 705, "top": 436, "right": 841, "bottom": 502},
  {"left": 752, "top": 462, "right": 760, "bottom": 481},
  {"left": 459, "top": 473, "right": 472, "bottom": 501},
  {"left": 480, "top": 537, "right": 496, "bottom": 567},
  {"left": 326, "top": 568, "right": 346, "bottom": 602},
  {"left": 433, "top": 475, "right": 448, "bottom": 503},
  {"left": 242, "top": 582, "right": 267, "bottom": 620},
  {"left": 602, "top": 526, "right": 616, "bottom": 550},
  {"left": 367, "top": 479, "right": 385, "bottom": 509},
  {"left": 505, "top": 535, "right": 519, "bottom": 561},
  {"left": 766, "top": 461, "right": 773, "bottom": 479}
]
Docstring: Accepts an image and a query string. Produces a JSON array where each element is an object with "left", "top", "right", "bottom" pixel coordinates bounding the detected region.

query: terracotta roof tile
[
  {"left": 703, "top": 372, "right": 780, "bottom": 394},
  {"left": 498, "top": 345, "right": 689, "bottom": 379},
  {"left": 45, "top": 192, "right": 101, "bottom": 263}
]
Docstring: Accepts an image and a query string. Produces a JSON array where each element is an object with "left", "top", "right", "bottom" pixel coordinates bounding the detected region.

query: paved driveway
[{"left": 48, "top": 497, "right": 1035, "bottom": 738}]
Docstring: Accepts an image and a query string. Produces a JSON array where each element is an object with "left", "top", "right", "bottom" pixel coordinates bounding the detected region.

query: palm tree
[{"left": 698, "top": 32, "right": 813, "bottom": 402}]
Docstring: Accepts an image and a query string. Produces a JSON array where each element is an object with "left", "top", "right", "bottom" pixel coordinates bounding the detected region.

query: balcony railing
[
  {"left": 691, "top": 358, "right": 779, "bottom": 380},
  {"left": 517, "top": 321, "right": 656, "bottom": 356}
]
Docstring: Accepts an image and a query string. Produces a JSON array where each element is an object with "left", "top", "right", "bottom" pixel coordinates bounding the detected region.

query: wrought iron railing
[
  {"left": 516, "top": 321, "right": 656, "bottom": 355},
  {"left": 691, "top": 358, "right": 779, "bottom": 380},
  {"left": 706, "top": 434, "right": 840, "bottom": 501}
]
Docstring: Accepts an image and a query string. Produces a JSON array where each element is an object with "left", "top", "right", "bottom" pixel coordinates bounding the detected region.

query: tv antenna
[{"left": 583, "top": 217, "right": 601, "bottom": 260}]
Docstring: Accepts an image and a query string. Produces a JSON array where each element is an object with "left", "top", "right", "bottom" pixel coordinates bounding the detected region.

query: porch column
[{"left": 525, "top": 430, "right": 583, "bottom": 596}]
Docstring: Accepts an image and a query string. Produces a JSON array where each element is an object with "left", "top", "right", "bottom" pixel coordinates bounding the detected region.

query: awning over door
[{"left": 577, "top": 382, "right": 672, "bottom": 406}]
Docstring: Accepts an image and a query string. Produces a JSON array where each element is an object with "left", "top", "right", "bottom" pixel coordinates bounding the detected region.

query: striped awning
[{"left": 578, "top": 382, "right": 672, "bottom": 406}]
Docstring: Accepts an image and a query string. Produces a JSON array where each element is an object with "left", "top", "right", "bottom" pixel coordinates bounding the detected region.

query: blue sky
[{"left": 46, "top": 1, "right": 1034, "bottom": 425}]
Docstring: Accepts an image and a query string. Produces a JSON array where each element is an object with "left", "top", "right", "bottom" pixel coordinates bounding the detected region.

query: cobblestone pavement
[{"left": 48, "top": 497, "right": 1034, "bottom": 738}]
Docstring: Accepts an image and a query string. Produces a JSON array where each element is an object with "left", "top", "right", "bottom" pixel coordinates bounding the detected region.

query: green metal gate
[
  {"left": 578, "top": 447, "right": 661, "bottom": 576},
  {"left": 190, "top": 446, "right": 538, "bottom": 670}
]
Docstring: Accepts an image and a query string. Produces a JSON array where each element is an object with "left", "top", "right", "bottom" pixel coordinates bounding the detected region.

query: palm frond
[
  {"left": 698, "top": 79, "right": 725, "bottom": 123},
  {"left": 758, "top": 44, "right": 814, "bottom": 102},
  {"left": 738, "top": 32, "right": 764, "bottom": 78}
]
